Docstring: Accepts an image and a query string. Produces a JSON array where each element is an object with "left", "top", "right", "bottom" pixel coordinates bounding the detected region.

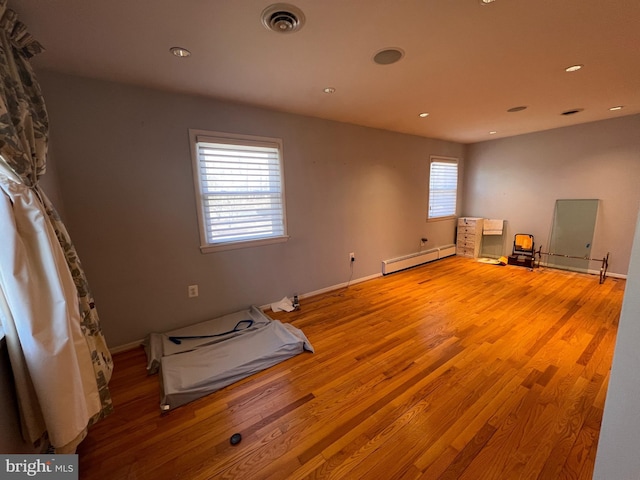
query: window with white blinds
[
  {"left": 190, "top": 130, "right": 288, "bottom": 252},
  {"left": 428, "top": 156, "right": 458, "bottom": 220}
]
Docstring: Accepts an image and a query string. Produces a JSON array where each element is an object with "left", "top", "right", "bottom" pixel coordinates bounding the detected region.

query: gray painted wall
[
  {"left": 593, "top": 211, "right": 640, "bottom": 478},
  {"left": 39, "top": 147, "right": 67, "bottom": 221},
  {"left": 36, "top": 71, "right": 464, "bottom": 348},
  {"left": 463, "top": 115, "right": 640, "bottom": 276}
]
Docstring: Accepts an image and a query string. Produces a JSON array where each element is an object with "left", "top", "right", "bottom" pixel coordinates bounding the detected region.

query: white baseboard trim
[
  {"left": 259, "top": 272, "right": 382, "bottom": 310},
  {"left": 538, "top": 262, "right": 627, "bottom": 280},
  {"left": 111, "top": 273, "right": 384, "bottom": 353},
  {"left": 109, "top": 339, "right": 144, "bottom": 354},
  {"left": 605, "top": 272, "right": 627, "bottom": 280},
  {"left": 300, "top": 273, "right": 382, "bottom": 299},
  {"left": 585, "top": 267, "right": 627, "bottom": 280}
]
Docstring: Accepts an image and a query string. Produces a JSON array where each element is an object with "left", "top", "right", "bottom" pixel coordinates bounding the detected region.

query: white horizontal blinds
[
  {"left": 197, "top": 139, "right": 284, "bottom": 244},
  {"left": 428, "top": 159, "right": 458, "bottom": 219}
]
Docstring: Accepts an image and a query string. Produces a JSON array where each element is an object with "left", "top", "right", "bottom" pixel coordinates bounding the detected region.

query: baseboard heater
[{"left": 382, "top": 244, "right": 456, "bottom": 275}]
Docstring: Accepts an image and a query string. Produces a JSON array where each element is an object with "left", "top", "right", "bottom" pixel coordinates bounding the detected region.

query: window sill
[
  {"left": 200, "top": 235, "right": 290, "bottom": 254},
  {"left": 427, "top": 215, "right": 457, "bottom": 223}
]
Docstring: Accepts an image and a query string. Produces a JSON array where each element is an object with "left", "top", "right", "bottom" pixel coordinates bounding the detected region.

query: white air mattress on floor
[{"left": 144, "top": 306, "right": 313, "bottom": 410}]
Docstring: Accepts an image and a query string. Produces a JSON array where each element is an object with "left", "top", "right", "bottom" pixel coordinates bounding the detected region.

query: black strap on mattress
[{"left": 168, "top": 319, "right": 254, "bottom": 345}]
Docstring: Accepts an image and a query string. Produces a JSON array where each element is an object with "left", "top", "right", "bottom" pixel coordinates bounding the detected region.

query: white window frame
[
  {"left": 189, "top": 129, "right": 289, "bottom": 253},
  {"left": 427, "top": 155, "right": 459, "bottom": 221}
]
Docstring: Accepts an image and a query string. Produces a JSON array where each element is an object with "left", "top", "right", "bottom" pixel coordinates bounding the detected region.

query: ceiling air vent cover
[
  {"left": 373, "top": 48, "right": 405, "bottom": 65},
  {"left": 261, "top": 4, "right": 306, "bottom": 33}
]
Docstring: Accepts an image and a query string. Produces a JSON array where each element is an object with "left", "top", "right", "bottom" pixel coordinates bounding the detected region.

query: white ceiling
[{"left": 12, "top": 0, "right": 640, "bottom": 144}]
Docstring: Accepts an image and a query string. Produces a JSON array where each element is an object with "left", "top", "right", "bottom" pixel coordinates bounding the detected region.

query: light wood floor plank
[{"left": 77, "top": 257, "right": 624, "bottom": 479}]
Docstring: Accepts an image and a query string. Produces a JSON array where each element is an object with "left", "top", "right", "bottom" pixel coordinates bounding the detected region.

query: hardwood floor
[{"left": 77, "top": 257, "right": 625, "bottom": 479}]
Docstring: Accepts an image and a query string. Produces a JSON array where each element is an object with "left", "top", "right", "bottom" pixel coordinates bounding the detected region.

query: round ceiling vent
[
  {"left": 373, "top": 48, "right": 405, "bottom": 65},
  {"left": 261, "top": 4, "right": 305, "bottom": 33},
  {"left": 561, "top": 108, "right": 584, "bottom": 116}
]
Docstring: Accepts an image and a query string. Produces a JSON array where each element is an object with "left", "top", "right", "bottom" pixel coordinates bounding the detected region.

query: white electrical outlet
[
  {"left": 188, "top": 284, "right": 199, "bottom": 298},
  {"left": 349, "top": 252, "right": 355, "bottom": 262}
]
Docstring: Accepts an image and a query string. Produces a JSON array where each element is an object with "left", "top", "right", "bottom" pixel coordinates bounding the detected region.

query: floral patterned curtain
[{"left": 0, "top": 0, "right": 112, "bottom": 452}]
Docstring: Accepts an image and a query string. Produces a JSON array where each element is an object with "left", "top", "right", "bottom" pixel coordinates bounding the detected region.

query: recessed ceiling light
[
  {"left": 170, "top": 47, "right": 191, "bottom": 58},
  {"left": 489, "top": 131, "right": 497, "bottom": 135},
  {"left": 561, "top": 108, "right": 584, "bottom": 116},
  {"left": 609, "top": 105, "right": 624, "bottom": 111},
  {"left": 418, "top": 112, "right": 429, "bottom": 118},
  {"left": 323, "top": 87, "right": 336, "bottom": 94},
  {"left": 479, "top": 0, "right": 496, "bottom": 5},
  {"left": 373, "top": 48, "right": 405, "bottom": 65},
  {"left": 565, "top": 64, "right": 583, "bottom": 72},
  {"left": 507, "top": 106, "right": 527, "bottom": 112}
]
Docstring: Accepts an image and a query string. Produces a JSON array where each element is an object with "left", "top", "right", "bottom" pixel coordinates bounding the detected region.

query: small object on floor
[
  {"left": 271, "top": 296, "right": 296, "bottom": 312},
  {"left": 230, "top": 433, "right": 242, "bottom": 446},
  {"left": 477, "top": 257, "right": 501, "bottom": 265},
  {"left": 507, "top": 255, "right": 535, "bottom": 268}
]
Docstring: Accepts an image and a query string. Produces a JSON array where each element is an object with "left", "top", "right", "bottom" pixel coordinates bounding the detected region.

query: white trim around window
[
  {"left": 189, "top": 129, "right": 289, "bottom": 253},
  {"left": 427, "top": 155, "right": 459, "bottom": 221}
]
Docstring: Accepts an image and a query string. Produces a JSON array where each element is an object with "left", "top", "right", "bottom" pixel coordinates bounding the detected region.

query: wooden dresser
[{"left": 456, "top": 217, "right": 484, "bottom": 258}]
